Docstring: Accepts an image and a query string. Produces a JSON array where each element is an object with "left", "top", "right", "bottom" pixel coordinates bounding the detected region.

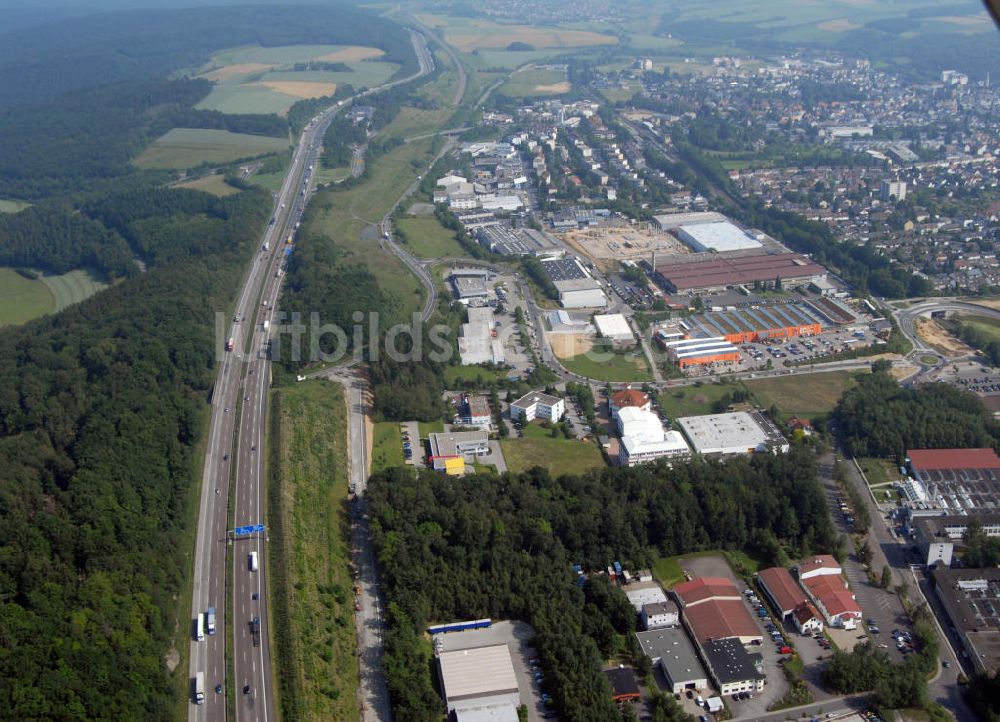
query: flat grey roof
[
  {"left": 439, "top": 644, "right": 519, "bottom": 702},
  {"left": 636, "top": 628, "right": 707, "bottom": 683}
]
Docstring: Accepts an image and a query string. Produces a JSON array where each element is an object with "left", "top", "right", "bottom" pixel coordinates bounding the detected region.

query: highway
[{"left": 187, "top": 30, "right": 433, "bottom": 722}]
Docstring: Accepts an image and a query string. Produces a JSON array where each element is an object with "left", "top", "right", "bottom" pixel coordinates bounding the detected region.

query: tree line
[
  {"left": 367, "top": 447, "right": 836, "bottom": 720},
  {"left": 835, "top": 365, "right": 1000, "bottom": 460},
  {"left": 0, "top": 186, "right": 272, "bottom": 718}
]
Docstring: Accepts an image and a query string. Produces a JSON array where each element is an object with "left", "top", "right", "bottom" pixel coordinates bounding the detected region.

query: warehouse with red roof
[
  {"left": 757, "top": 567, "right": 807, "bottom": 620},
  {"left": 795, "top": 557, "right": 861, "bottom": 629},
  {"left": 674, "top": 577, "right": 762, "bottom": 644}
]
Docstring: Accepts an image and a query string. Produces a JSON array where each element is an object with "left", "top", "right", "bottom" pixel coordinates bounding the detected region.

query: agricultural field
[
  {"left": 416, "top": 13, "right": 617, "bottom": 52},
  {"left": 500, "top": 435, "right": 605, "bottom": 476},
  {"left": 133, "top": 128, "right": 289, "bottom": 170},
  {"left": 0, "top": 199, "right": 31, "bottom": 213},
  {"left": 194, "top": 44, "right": 396, "bottom": 115},
  {"left": 395, "top": 216, "right": 466, "bottom": 258},
  {"left": 0, "top": 268, "right": 55, "bottom": 326},
  {"left": 175, "top": 173, "right": 241, "bottom": 197},
  {"left": 41, "top": 268, "right": 109, "bottom": 312},
  {"left": 497, "top": 67, "right": 570, "bottom": 97},
  {"left": 561, "top": 349, "right": 653, "bottom": 382},
  {"left": 267, "top": 381, "right": 357, "bottom": 722}
]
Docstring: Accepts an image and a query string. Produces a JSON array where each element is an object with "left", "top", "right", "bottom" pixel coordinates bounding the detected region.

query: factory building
[
  {"left": 673, "top": 577, "right": 763, "bottom": 645},
  {"left": 796, "top": 556, "right": 862, "bottom": 629},
  {"left": 459, "top": 307, "right": 505, "bottom": 366},
  {"left": 437, "top": 645, "right": 521, "bottom": 720},
  {"left": 541, "top": 258, "right": 608, "bottom": 308},
  {"left": 593, "top": 313, "right": 634, "bottom": 343},
  {"left": 450, "top": 268, "right": 490, "bottom": 301},
  {"left": 757, "top": 567, "right": 807, "bottom": 620},
  {"left": 676, "top": 221, "right": 764, "bottom": 254},
  {"left": 701, "top": 639, "right": 766, "bottom": 696},
  {"left": 677, "top": 412, "right": 789, "bottom": 458},
  {"left": 635, "top": 627, "right": 709, "bottom": 694},
  {"left": 616, "top": 406, "right": 690, "bottom": 467},
  {"left": 901, "top": 448, "right": 1000, "bottom": 516},
  {"left": 660, "top": 336, "right": 741, "bottom": 368},
  {"left": 912, "top": 513, "right": 1000, "bottom": 568},
  {"left": 654, "top": 252, "right": 827, "bottom": 294},
  {"left": 682, "top": 303, "right": 825, "bottom": 344},
  {"left": 931, "top": 567, "right": 1000, "bottom": 676},
  {"left": 428, "top": 432, "right": 490, "bottom": 476}
]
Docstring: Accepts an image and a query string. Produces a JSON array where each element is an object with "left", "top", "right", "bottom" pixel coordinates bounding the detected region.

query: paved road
[{"left": 187, "top": 29, "right": 433, "bottom": 722}]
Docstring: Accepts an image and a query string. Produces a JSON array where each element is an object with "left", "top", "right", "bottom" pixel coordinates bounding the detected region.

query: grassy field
[
  {"left": 267, "top": 380, "right": 357, "bottom": 722},
  {"left": 658, "top": 382, "right": 737, "bottom": 419},
  {"left": 418, "top": 421, "right": 444, "bottom": 437},
  {"left": 396, "top": 216, "right": 466, "bottom": 258},
  {"left": 300, "top": 138, "right": 437, "bottom": 318},
  {"left": 498, "top": 68, "right": 570, "bottom": 98},
  {"left": 954, "top": 314, "right": 1000, "bottom": 343},
  {"left": 175, "top": 173, "right": 241, "bottom": 197},
  {"left": 41, "top": 268, "right": 109, "bottom": 312},
  {"left": 745, "top": 370, "right": 861, "bottom": 420},
  {"left": 857, "top": 457, "right": 898, "bottom": 486},
  {"left": 500, "top": 435, "right": 605, "bottom": 476},
  {"left": 561, "top": 349, "right": 653, "bottom": 382},
  {"left": 444, "top": 365, "right": 513, "bottom": 386},
  {"left": 371, "top": 422, "right": 405, "bottom": 474},
  {"left": 658, "top": 371, "right": 861, "bottom": 421},
  {"left": 417, "top": 13, "right": 617, "bottom": 52},
  {"left": 653, "top": 550, "right": 759, "bottom": 589},
  {"left": 133, "top": 128, "right": 289, "bottom": 170},
  {"left": 0, "top": 268, "right": 54, "bottom": 326},
  {"left": 0, "top": 199, "right": 31, "bottom": 213},
  {"left": 194, "top": 44, "right": 396, "bottom": 115}
]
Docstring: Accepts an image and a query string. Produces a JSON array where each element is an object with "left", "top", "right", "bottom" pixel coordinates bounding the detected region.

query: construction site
[{"left": 561, "top": 220, "right": 689, "bottom": 268}]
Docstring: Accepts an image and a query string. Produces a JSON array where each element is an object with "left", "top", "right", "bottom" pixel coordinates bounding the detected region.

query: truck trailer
[
  {"left": 193, "top": 672, "right": 205, "bottom": 705},
  {"left": 249, "top": 551, "right": 258, "bottom": 572}
]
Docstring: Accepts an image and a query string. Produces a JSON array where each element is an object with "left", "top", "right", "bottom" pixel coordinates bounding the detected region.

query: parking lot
[
  {"left": 399, "top": 421, "right": 420, "bottom": 467},
  {"left": 434, "top": 621, "right": 548, "bottom": 722}
]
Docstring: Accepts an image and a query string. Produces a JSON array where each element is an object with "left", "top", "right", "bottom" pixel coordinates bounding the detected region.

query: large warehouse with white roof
[
  {"left": 676, "top": 221, "right": 764, "bottom": 253},
  {"left": 677, "top": 412, "right": 789, "bottom": 457},
  {"left": 437, "top": 645, "right": 521, "bottom": 719}
]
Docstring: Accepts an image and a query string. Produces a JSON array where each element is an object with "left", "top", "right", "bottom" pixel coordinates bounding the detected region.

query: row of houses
[{"left": 757, "top": 556, "right": 863, "bottom": 632}]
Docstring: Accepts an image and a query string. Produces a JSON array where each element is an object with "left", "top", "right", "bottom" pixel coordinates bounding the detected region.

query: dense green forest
[
  {"left": 0, "top": 205, "right": 135, "bottom": 278},
  {"left": 0, "top": 4, "right": 416, "bottom": 105},
  {"left": 834, "top": 365, "right": 1000, "bottom": 460},
  {"left": 0, "top": 187, "right": 271, "bottom": 717},
  {"left": 368, "top": 447, "right": 835, "bottom": 720}
]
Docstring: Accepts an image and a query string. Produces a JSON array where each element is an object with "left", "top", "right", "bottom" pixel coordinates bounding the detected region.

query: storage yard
[{"left": 562, "top": 221, "right": 689, "bottom": 263}]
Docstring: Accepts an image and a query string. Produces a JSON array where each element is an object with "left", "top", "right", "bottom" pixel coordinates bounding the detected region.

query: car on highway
[{"left": 215, "top": 684, "right": 223, "bottom": 694}]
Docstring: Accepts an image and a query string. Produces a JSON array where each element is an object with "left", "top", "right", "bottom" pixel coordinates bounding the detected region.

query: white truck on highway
[
  {"left": 262, "top": 320, "right": 270, "bottom": 332},
  {"left": 262, "top": 241, "right": 269, "bottom": 252},
  {"left": 248, "top": 551, "right": 258, "bottom": 572},
  {"left": 195, "top": 612, "right": 205, "bottom": 641},
  {"left": 193, "top": 672, "right": 205, "bottom": 705}
]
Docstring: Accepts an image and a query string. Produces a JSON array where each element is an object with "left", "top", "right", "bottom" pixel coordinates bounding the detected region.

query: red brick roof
[
  {"left": 793, "top": 601, "right": 822, "bottom": 626},
  {"left": 655, "top": 252, "right": 826, "bottom": 292},
  {"left": 803, "top": 574, "right": 860, "bottom": 619},
  {"left": 758, "top": 567, "right": 806, "bottom": 613},
  {"left": 907, "top": 448, "right": 1000, "bottom": 471},
  {"left": 674, "top": 577, "right": 741, "bottom": 607},
  {"left": 683, "top": 599, "right": 762, "bottom": 642},
  {"left": 610, "top": 389, "right": 650, "bottom": 410}
]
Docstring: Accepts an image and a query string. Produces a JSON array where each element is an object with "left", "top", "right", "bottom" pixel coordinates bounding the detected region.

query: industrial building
[
  {"left": 459, "top": 306, "right": 505, "bottom": 366},
  {"left": 911, "top": 513, "right": 1000, "bottom": 567},
  {"left": 677, "top": 412, "right": 789, "bottom": 458},
  {"left": 635, "top": 627, "right": 709, "bottom": 694},
  {"left": 653, "top": 211, "right": 728, "bottom": 231},
  {"left": 429, "top": 431, "right": 490, "bottom": 475},
  {"left": 474, "top": 226, "right": 561, "bottom": 256},
  {"left": 796, "top": 556, "right": 862, "bottom": 629},
  {"left": 642, "top": 601, "right": 680, "bottom": 630},
  {"left": 450, "top": 268, "right": 490, "bottom": 300},
  {"left": 654, "top": 252, "right": 827, "bottom": 294},
  {"left": 509, "top": 391, "right": 564, "bottom": 423},
  {"left": 437, "top": 644, "right": 521, "bottom": 719},
  {"left": 931, "top": 567, "right": 1000, "bottom": 676},
  {"left": 463, "top": 396, "right": 493, "bottom": 427},
  {"left": 616, "top": 407, "right": 690, "bottom": 467},
  {"left": 673, "top": 577, "right": 763, "bottom": 644},
  {"left": 701, "top": 639, "right": 766, "bottom": 695},
  {"left": 624, "top": 584, "right": 669, "bottom": 612},
  {"left": 901, "top": 448, "right": 1000, "bottom": 515},
  {"left": 671, "top": 297, "right": 856, "bottom": 345},
  {"left": 660, "top": 336, "right": 741, "bottom": 368},
  {"left": 541, "top": 257, "right": 608, "bottom": 308},
  {"left": 676, "top": 221, "right": 764, "bottom": 254},
  {"left": 593, "top": 313, "right": 634, "bottom": 343},
  {"left": 757, "top": 567, "right": 808, "bottom": 620}
]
